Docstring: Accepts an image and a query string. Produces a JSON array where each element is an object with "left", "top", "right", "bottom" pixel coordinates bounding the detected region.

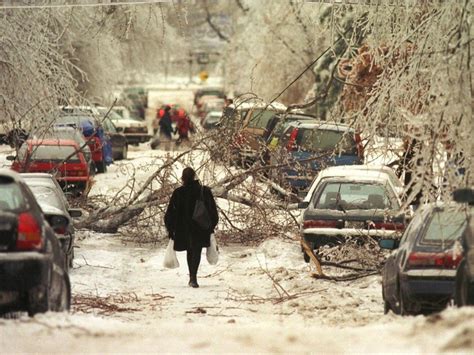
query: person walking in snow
[
  {"left": 174, "top": 114, "right": 191, "bottom": 146},
  {"left": 164, "top": 167, "right": 219, "bottom": 288},
  {"left": 159, "top": 105, "right": 173, "bottom": 150}
]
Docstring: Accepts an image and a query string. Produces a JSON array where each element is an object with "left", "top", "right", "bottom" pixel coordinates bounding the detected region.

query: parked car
[
  {"left": 194, "top": 87, "right": 225, "bottom": 108},
  {"left": 231, "top": 101, "right": 287, "bottom": 165},
  {"left": 8, "top": 139, "right": 91, "bottom": 194},
  {"left": 40, "top": 126, "right": 94, "bottom": 175},
  {"left": 0, "top": 169, "right": 71, "bottom": 316},
  {"left": 299, "top": 168, "right": 405, "bottom": 262},
  {"left": 55, "top": 113, "right": 111, "bottom": 173},
  {"left": 21, "top": 173, "right": 82, "bottom": 270},
  {"left": 270, "top": 121, "right": 364, "bottom": 191},
  {"left": 59, "top": 107, "right": 128, "bottom": 161},
  {"left": 202, "top": 111, "right": 223, "bottom": 130},
  {"left": 303, "top": 165, "right": 404, "bottom": 204},
  {"left": 98, "top": 107, "right": 149, "bottom": 146},
  {"left": 380, "top": 203, "right": 467, "bottom": 315},
  {"left": 266, "top": 113, "right": 318, "bottom": 151},
  {"left": 453, "top": 188, "right": 474, "bottom": 306}
]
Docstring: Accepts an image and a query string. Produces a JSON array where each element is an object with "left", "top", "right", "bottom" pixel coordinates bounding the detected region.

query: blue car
[
  {"left": 380, "top": 203, "right": 468, "bottom": 315},
  {"left": 269, "top": 121, "right": 363, "bottom": 191}
]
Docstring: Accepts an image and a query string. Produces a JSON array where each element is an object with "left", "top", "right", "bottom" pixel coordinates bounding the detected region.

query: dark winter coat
[
  {"left": 159, "top": 111, "right": 173, "bottom": 138},
  {"left": 164, "top": 180, "right": 219, "bottom": 251}
]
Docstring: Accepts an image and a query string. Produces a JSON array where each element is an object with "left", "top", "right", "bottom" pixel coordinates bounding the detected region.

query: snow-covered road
[{"left": 1, "top": 145, "right": 473, "bottom": 353}]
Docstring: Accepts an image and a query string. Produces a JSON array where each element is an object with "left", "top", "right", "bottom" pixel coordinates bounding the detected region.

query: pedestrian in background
[
  {"left": 159, "top": 105, "right": 173, "bottom": 150},
  {"left": 164, "top": 167, "right": 219, "bottom": 288}
]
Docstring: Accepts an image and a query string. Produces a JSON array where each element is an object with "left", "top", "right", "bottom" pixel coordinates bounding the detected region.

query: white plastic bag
[
  {"left": 163, "top": 240, "right": 179, "bottom": 269},
  {"left": 206, "top": 234, "right": 219, "bottom": 265}
]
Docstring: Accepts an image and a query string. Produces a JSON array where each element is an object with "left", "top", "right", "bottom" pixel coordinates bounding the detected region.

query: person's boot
[{"left": 189, "top": 275, "right": 199, "bottom": 288}]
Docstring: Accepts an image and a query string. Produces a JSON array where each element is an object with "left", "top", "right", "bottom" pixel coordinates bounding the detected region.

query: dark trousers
[{"left": 187, "top": 245, "right": 202, "bottom": 279}]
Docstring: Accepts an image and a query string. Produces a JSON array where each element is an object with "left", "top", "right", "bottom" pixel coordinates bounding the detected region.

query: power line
[{"left": 0, "top": 0, "right": 170, "bottom": 10}]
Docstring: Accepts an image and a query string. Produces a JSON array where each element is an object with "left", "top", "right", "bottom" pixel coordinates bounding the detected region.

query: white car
[
  {"left": 97, "top": 107, "right": 150, "bottom": 145},
  {"left": 303, "top": 165, "right": 404, "bottom": 203},
  {"left": 298, "top": 166, "right": 406, "bottom": 262}
]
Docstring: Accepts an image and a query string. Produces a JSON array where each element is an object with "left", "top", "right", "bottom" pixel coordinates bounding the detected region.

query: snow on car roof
[
  {"left": 287, "top": 120, "right": 354, "bottom": 132},
  {"left": 229, "top": 100, "right": 287, "bottom": 112}
]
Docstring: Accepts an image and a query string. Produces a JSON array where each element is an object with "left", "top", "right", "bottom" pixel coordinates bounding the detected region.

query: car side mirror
[
  {"left": 6, "top": 155, "right": 15, "bottom": 161},
  {"left": 298, "top": 201, "right": 309, "bottom": 209},
  {"left": 378, "top": 239, "right": 400, "bottom": 250},
  {"left": 47, "top": 215, "right": 69, "bottom": 234},
  {"left": 116, "top": 127, "right": 124, "bottom": 133},
  {"left": 68, "top": 208, "right": 82, "bottom": 218}
]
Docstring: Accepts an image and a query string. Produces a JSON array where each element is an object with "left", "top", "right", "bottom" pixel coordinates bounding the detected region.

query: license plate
[{"left": 345, "top": 221, "right": 365, "bottom": 229}]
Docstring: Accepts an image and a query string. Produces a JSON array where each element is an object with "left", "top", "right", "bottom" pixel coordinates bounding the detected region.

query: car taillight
[
  {"left": 16, "top": 212, "right": 43, "bottom": 251},
  {"left": 373, "top": 222, "right": 405, "bottom": 231},
  {"left": 407, "top": 251, "right": 462, "bottom": 269},
  {"left": 303, "top": 219, "right": 338, "bottom": 229},
  {"left": 286, "top": 128, "right": 299, "bottom": 152}
]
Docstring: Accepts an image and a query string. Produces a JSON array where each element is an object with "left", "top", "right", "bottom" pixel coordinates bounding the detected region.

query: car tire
[
  {"left": 120, "top": 145, "right": 128, "bottom": 160},
  {"left": 455, "top": 262, "right": 473, "bottom": 306},
  {"left": 399, "top": 287, "right": 411, "bottom": 316},
  {"left": 96, "top": 160, "right": 107, "bottom": 174},
  {"left": 54, "top": 275, "right": 71, "bottom": 312},
  {"left": 384, "top": 300, "right": 391, "bottom": 315},
  {"left": 27, "top": 285, "right": 50, "bottom": 317}
]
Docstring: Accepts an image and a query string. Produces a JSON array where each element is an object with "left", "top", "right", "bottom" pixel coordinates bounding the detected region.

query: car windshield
[
  {"left": 56, "top": 115, "right": 95, "bottom": 127},
  {"left": 22, "top": 145, "right": 80, "bottom": 163},
  {"left": 98, "top": 108, "right": 127, "bottom": 122},
  {"left": 247, "top": 109, "right": 276, "bottom": 129},
  {"left": 0, "top": 180, "right": 25, "bottom": 211},
  {"left": 299, "top": 128, "right": 356, "bottom": 154},
  {"left": 422, "top": 209, "right": 468, "bottom": 243},
  {"left": 314, "top": 182, "right": 397, "bottom": 210}
]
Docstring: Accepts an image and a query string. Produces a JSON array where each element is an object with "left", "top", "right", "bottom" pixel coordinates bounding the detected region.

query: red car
[{"left": 8, "top": 139, "right": 91, "bottom": 194}]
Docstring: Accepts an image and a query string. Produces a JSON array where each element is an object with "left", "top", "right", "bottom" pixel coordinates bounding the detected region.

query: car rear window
[
  {"left": 29, "top": 185, "right": 63, "bottom": 210},
  {"left": 247, "top": 110, "right": 276, "bottom": 129},
  {"left": 422, "top": 210, "right": 467, "bottom": 243},
  {"left": 298, "top": 128, "right": 356, "bottom": 154},
  {"left": 314, "top": 182, "right": 397, "bottom": 210},
  {"left": 0, "top": 180, "right": 25, "bottom": 211},
  {"left": 24, "top": 145, "right": 81, "bottom": 163}
]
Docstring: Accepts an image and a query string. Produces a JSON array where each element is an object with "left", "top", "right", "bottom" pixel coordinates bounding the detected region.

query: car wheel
[
  {"left": 384, "top": 300, "right": 390, "bottom": 315},
  {"left": 121, "top": 145, "right": 128, "bottom": 160},
  {"left": 54, "top": 275, "right": 71, "bottom": 312},
  {"left": 399, "top": 287, "right": 411, "bottom": 316},
  {"left": 69, "top": 248, "right": 74, "bottom": 269},
  {"left": 96, "top": 160, "right": 107, "bottom": 174},
  {"left": 27, "top": 285, "right": 50, "bottom": 317},
  {"left": 455, "top": 262, "right": 471, "bottom": 306}
]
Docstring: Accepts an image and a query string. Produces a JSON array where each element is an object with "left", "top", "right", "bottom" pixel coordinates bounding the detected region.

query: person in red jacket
[{"left": 175, "top": 114, "right": 192, "bottom": 146}]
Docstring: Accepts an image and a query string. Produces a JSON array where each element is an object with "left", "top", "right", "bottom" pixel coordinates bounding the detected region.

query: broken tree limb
[{"left": 300, "top": 238, "right": 323, "bottom": 276}]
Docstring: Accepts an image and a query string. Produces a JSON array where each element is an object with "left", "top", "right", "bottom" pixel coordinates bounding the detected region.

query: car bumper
[
  {"left": 0, "top": 252, "right": 51, "bottom": 292},
  {"left": 303, "top": 228, "right": 399, "bottom": 239},
  {"left": 401, "top": 270, "right": 456, "bottom": 306},
  {"left": 124, "top": 133, "right": 151, "bottom": 144}
]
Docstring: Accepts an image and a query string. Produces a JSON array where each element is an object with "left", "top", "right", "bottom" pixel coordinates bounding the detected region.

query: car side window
[{"left": 399, "top": 210, "right": 425, "bottom": 245}]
